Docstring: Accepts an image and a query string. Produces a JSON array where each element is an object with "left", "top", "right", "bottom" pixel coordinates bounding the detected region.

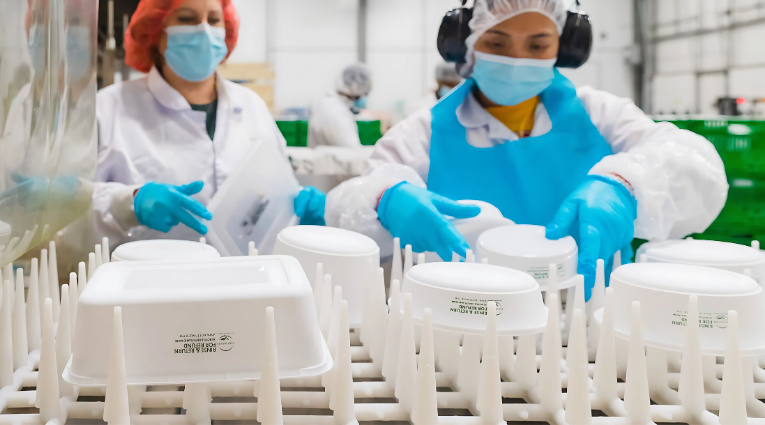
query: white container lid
[
  {"left": 423, "top": 200, "right": 514, "bottom": 263},
  {"left": 66, "top": 256, "right": 330, "bottom": 385},
  {"left": 276, "top": 225, "right": 379, "bottom": 257},
  {"left": 637, "top": 239, "right": 765, "bottom": 282},
  {"left": 476, "top": 225, "right": 578, "bottom": 290},
  {"left": 402, "top": 262, "right": 547, "bottom": 335},
  {"left": 607, "top": 263, "right": 765, "bottom": 355},
  {"left": 111, "top": 240, "right": 221, "bottom": 262}
]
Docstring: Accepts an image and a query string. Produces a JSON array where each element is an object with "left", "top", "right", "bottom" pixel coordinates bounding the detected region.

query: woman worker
[
  {"left": 94, "top": 0, "right": 325, "bottom": 247},
  {"left": 326, "top": 0, "right": 728, "bottom": 299}
]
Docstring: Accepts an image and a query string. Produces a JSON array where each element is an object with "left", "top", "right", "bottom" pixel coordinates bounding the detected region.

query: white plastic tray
[
  {"left": 64, "top": 256, "right": 331, "bottom": 385},
  {"left": 205, "top": 140, "right": 301, "bottom": 256}
]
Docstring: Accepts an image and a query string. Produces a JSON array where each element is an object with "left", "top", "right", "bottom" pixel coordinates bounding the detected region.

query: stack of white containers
[{"left": 0, "top": 231, "right": 764, "bottom": 424}]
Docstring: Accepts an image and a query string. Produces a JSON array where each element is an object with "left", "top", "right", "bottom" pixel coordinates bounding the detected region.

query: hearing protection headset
[{"left": 437, "top": 0, "right": 593, "bottom": 69}]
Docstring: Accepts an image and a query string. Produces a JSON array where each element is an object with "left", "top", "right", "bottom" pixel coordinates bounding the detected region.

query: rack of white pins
[{"left": 1, "top": 237, "right": 765, "bottom": 424}]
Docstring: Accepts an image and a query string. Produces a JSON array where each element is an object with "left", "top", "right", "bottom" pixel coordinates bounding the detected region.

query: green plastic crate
[{"left": 357, "top": 120, "right": 383, "bottom": 146}]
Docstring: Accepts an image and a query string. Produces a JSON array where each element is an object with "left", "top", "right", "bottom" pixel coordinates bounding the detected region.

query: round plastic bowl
[
  {"left": 608, "top": 262, "right": 765, "bottom": 356},
  {"left": 423, "top": 200, "right": 514, "bottom": 262},
  {"left": 401, "top": 262, "right": 547, "bottom": 335},
  {"left": 272, "top": 226, "right": 379, "bottom": 327},
  {"left": 476, "top": 225, "right": 578, "bottom": 290},
  {"left": 637, "top": 239, "right": 765, "bottom": 283},
  {"left": 111, "top": 240, "right": 220, "bottom": 262}
]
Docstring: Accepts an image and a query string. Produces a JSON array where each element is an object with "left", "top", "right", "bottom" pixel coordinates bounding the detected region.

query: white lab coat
[
  {"left": 308, "top": 91, "right": 361, "bottom": 148},
  {"left": 325, "top": 86, "right": 729, "bottom": 252},
  {"left": 94, "top": 67, "right": 288, "bottom": 246}
]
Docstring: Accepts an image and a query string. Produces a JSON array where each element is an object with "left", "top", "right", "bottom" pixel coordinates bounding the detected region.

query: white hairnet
[
  {"left": 336, "top": 63, "right": 372, "bottom": 97},
  {"left": 462, "top": 0, "right": 570, "bottom": 77},
  {"left": 435, "top": 62, "right": 461, "bottom": 84}
]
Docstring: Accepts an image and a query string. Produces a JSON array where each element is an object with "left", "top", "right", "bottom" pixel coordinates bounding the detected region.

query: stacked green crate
[
  {"left": 357, "top": 120, "right": 383, "bottom": 146},
  {"left": 276, "top": 120, "right": 382, "bottom": 147}
]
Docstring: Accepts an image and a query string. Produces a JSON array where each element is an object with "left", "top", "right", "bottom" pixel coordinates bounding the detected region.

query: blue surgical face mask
[
  {"left": 66, "top": 26, "right": 92, "bottom": 80},
  {"left": 164, "top": 23, "right": 228, "bottom": 82},
  {"left": 471, "top": 51, "right": 556, "bottom": 106},
  {"left": 28, "top": 24, "right": 47, "bottom": 76},
  {"left": 353, "top": 96, "right": 367, "bottom": 110}
]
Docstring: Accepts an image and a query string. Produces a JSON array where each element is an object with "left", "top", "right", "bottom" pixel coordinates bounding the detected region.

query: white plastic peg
[
  {"left": 678, "top": 295, "right": 707, "bottom": 420},
  {"left": 613, "top": 250, "right": 622, "bottom": 269},
  {"left": 623, "top": 302, "right": 651, "bottom": 425},
  {"left": 69, "top": 273, "right": 78, "bottom": 346},
  {"left": 95, "top": 245, "right": 104, "bottom": 272},
  {"left": 26, "top": 257, "right": 41, "bottom": 350},
  {"left": 565, "top": 309, "right": 592, "bottom": 425},
  {"left": 102, "top": 237, "right": 111, "bottom": 263},
  {"left": 313, "top": 263, "right": 324, "bottom": 319},
  {"left": 412, "top": 309, "right": 438, "bottom": 425},
  {"left": 323, "top": 286, "right": 344, "bottom": 391},
  {"left": 1, "top": 264, "right": 11, "bottom": 288},
  {"left": 368, "top": 268, "right": 388, "bottom": 365},
  {"left": 319, "top": 274, "right": 333, "bottom": 340},
  {"left": 39, "top": 249, "right": 50, "bottom": 317},
  {"left": 199, "top": 236, "right": 206, "bottom": 245},
  {"left": 593, "top": 288, "right": 624, "bottom": 415},
  {"left": 588, "top": 259, "right": 606, "bottom": 361},
  {"left": 476, "top": 302, "right": 504, "bottom": 425},
  {"left": 257, "top": 306, "right": 284, "bottom": 425},
  {"left": 78, "top": 262, "right": 87, "bottom": 296},
  {"left": 0, "top": 280, "right": 13, "bottom": 387},
  {"left": 752, "top": 240, "right": 760, "bottom": 251},
  {"left": 466, "top": 249, "right": 474, "bottom": 263},
  {"left": 417, "top": 253, "right": 425, "bottom": 265},
  {"left": 404, "top": 244, "right": 413, "bottom": 276},
  {"left": 719, "top": 310, "right": 747, "bottom": 424},
  {"left": 537, "top": 292, "right": 563, "bottom": 417},
  {"left": 56, "top": 285, "right": 73, "bottom": 397},
  {"left": 104, "top": 307, "right": 130, "bottom": 424},
  {"left": 395, "top": 293, "right": 417, "bottom": 413},
  {"left": 248, "top": 241, "right": 258, "bottom": 256},
  {"left": 13, "top": 270, "right": 28, "bottom": 370},
  {"left": 49, "top": 242, "right": 60, "bottom": 320},
  {"left": 382, "top": 279, "right": 402, "bottom": 386},
  {"left": 36, "top": 299, "right": 61, "bottom": 423},
  {"left": 391, "top": 237, "right": 402, "bottom": 286},
  {"left": 88, "top": 252, "right": 96, "bottom": 280},
  {"left": 331, "top": 301, "right": 357, "bottom": 424}
]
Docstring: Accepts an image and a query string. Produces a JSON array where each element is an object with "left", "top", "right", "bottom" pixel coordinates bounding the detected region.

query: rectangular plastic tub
[{"left": 64, "top": 256, "right": 330, "bottom": 386}]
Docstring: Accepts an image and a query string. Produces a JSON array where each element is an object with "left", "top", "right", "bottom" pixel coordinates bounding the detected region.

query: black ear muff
[
  {"left": 555, "top": 10, "right": 593, "bottom": 68},
  {"left": 437, "top": 6, "right": 473, "bottom": 64},
  {"left": 437, "top": 2, "right": 593, "bottom": 69}
]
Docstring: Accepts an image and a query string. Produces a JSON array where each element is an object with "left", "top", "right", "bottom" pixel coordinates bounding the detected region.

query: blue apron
[{"left": 427, "top": 70, "right": 613, "bottom": 226}]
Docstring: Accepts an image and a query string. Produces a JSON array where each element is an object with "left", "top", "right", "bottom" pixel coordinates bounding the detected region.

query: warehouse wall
[
  {"left": 649, "top": 0, "right": 765, "bottom": 116},
  {"left": 229, "top": 0, "right": 637, "bottom": 119}
]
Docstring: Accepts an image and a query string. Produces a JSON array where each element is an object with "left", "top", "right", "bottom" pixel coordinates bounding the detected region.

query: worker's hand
[
  {"left": 1, "top": 174, "right": 79, "bottom": 210},
  {"left": 377, "top": 182, "right": 480, "bottom": 261},
  {"left": 294, "top": 186, "right": 326, "bottom": 226},
  {"left": 134, "top": 181, "right": 212, "bottom": 234},
  {"left": 545, "top": 176, "right": 637, "bottom": 301}
]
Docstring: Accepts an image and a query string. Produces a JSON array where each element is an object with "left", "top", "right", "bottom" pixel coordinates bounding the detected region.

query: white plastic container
[
  {"left": 476, "top": 225, "right": 578, "bottom": 290},
  {"left": 401, "top": 262, "right": 547, "bottom": 335},
  {"left": 111, "top": 240, "right": 220, "bottom": 262},
  {"left": 273, "top": 226, "right": 379, "bottom": 327},
  {"left": 65, "top": 256, "right": 331, "bottom": 385},
  {"left": 205, "top": 140, "right": 301, "bottom": 257},
  {"left": 423, "top": 200, "right": 514, "bottom": 262},
  {"left": 600, "top": 262, "right": 765, "bottom": 356},
  {"left": 636, "top": 239, "right": 765, "bottom": 282}
]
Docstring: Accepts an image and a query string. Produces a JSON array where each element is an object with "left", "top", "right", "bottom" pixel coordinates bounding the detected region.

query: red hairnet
[{"left": 125, "top": 0, "right": 239, "bottom": 73}]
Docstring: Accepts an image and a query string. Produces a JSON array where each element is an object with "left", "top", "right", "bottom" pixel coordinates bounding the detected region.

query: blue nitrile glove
[
  {"left": 2, "top": 173, "right": 79, "bottom": 210},
  {"left": 294, "top": 186, "right": 326, "bottom": 226},
  {"left": 377, "top": 182, "right": 481, "bottom": 261},
  {"left": 545, "top": 176, "right": 637, "bottom": 301},
  {"left": 134, "top": 181, "right": 212, "bottom": 235}
]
